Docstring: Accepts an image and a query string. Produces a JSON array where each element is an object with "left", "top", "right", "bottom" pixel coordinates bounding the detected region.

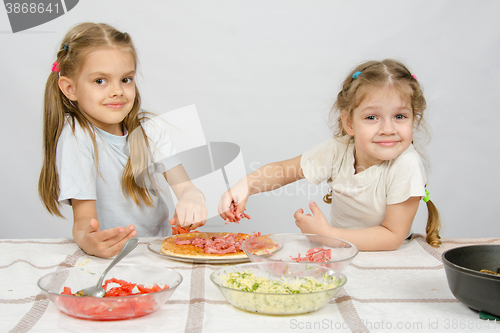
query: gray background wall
[{"left": 1, "top": 0, "right": 499, "bottom": 239}]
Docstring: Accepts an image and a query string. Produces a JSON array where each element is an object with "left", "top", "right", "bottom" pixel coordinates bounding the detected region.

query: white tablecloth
[{"left": 1, "top": 234, "right": 499, "bottom": 333}]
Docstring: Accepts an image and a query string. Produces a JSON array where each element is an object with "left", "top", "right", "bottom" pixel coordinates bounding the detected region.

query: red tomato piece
[{"left": 61, "top": 286, "right": 73, "bottom": 295}]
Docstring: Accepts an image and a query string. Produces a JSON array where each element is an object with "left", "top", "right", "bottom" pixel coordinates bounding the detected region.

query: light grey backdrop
[{"left": 1, "top": 0, "right": 499, "bottom": 239}]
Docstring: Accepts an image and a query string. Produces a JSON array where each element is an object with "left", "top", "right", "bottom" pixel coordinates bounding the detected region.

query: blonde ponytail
[
  {"left": 425, "top": 199, "right": 441, "bottom": 247},
  {"left": 38, "top": 71, "right": 66, "bottom": 216},
  {"left": 121, "top": 95, "right": 156, "bottom": 208}
]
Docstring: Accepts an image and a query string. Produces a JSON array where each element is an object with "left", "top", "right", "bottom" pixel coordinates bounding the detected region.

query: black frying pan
[{"left": 442, "top": 245, "right": 500, "bottom": 317}]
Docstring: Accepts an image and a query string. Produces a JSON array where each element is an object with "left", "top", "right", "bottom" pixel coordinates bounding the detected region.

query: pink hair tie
[
  {"left": 412, "top": 74, "right": 417, "bottom": 80},
  {"left": 51, "top": 61, "right": 60, "bottom": 72}
]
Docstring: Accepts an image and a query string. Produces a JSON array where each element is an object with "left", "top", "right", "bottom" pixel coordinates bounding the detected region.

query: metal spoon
[{"left": 75, "top": 238, "right": 139, "bottom": 297}]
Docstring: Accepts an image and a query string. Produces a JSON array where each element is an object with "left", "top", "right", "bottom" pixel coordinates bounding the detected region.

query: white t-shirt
[
  {"left": 300, "top": 136, "right": 426, "bottom": 231},
  {"left": 56, "top": 116, "right": 181, "bottom": 236}
]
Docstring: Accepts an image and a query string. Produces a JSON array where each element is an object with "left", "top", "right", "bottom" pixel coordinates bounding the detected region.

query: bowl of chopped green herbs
[{"left": 210, "top": 262, "right": 346, "bottom": 315}]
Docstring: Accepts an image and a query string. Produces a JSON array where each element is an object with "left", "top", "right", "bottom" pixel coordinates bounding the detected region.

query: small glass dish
[
  {"left": 210, "top": 262, "right": 346, "bottom": 315},
  {"left": 37, "top": 264, "right": 182, "bottom": 320},
  {"left": 241, "top": 233, "right": 358, "bottom": 271}
]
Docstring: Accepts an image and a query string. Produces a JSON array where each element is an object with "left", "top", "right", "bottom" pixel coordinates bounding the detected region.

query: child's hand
[
  {"left": 218, "top": 183, "right": 250, "bottom": 224},
  {"left": 294, "top": 201, "right": 331, "bottom": 234},
  {"left": 169, "top": 189, "right": 207, "bottom": 230},
  {"left": 80, "top": 218, "right": 137, "bottom": 258}
]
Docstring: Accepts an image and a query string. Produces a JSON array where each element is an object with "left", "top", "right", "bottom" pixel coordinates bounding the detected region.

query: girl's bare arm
[
  {"left": 164, "top": 164, "right": 207, "bottom": 229},
  {"left": 295, "top": 196, "right": 421, "bottom": 251},
  {"left": 219, "top": 155, "right": 305, "bottom": 221}
]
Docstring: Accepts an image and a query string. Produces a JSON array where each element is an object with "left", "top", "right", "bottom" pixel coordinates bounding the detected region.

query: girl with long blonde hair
[{"left": 39, "top": 22, "right": 207, "bottom": 257}]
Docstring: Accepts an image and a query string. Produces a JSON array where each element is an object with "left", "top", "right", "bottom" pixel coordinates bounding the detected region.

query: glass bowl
[
  {"left": 241, "top": 233, "right": 358, "bottom": 271},
  {"left": 210, "top": 262, "right": 346, "bottom": 315},
  {"left": 37, "top": 264, "right": 182, "bottom": 320}
]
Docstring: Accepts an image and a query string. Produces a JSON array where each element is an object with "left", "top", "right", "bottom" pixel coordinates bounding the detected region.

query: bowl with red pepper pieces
[
  {"left": 37, "top": 264, "right": 182, "bottom": 320},
  {"left": 241, "top": 233, "right": 358, "bottom": 271}
]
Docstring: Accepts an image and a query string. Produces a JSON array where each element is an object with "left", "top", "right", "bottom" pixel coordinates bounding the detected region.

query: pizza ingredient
[
  {"left": 62, "top": 278, "right": 169, "bottom": 297},
  {"left": 225, "top": 202, "right": 251, "bottom": 224},
  {"left": 59, "top": 278, "right": 170, "bottom": 319},
  {"left": 243, "top": 234, "right": 280, "bottom": 255},
  {"left": 221, "top": 271, "right": 341, "bottom": 294},
  {"left": 216, "top": 270, "right": 342, "bottom": 314},
  {"left": 160, "top": 232, "right": 256, "bottom": 259},
  {"left": 291, "top": 247, "right": 332, "bottom": 263},
  {"left": 172, "top": 226, "right": 200, "bottom": 235},
  {"left": 173, "top": 231, "right": 261, "bottom": 255},
  {"left": 480, "top": 269, "right": 500, "bottom": 276}
]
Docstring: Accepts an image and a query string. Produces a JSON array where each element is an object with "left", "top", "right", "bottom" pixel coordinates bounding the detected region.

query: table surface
[{"left": 2, "top": 234, "right": 500, "bottom": 333}]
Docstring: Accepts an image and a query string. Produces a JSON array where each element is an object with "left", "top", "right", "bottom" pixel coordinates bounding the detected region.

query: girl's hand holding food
[
  {"left": 218, "top": 180, "right": 251, "bottom": 224},
  {"left": 169, "top": 189, "right": 207, "bottom": 230}
]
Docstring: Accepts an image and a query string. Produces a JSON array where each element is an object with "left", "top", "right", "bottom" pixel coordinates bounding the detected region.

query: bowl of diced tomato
[
  {"left": 37, "top": 264, "right": 182, "bottom": 320},
  {"left": 241, "top": 233, "right": 358, "bottom": 271}
]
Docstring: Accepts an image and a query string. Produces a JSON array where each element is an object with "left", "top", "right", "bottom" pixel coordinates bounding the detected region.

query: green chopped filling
[
  {"left": 220, "top": 271, "right": 340, "bottom": 294},
  {"left": 217, "top": 270, "right": 342, "bottom": 314}
]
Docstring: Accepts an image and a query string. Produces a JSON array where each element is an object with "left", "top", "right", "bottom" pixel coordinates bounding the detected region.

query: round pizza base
[
  {"left": 160, "top": 232, "right": 250, "bottom": 260},
  {"left": 242, "top": 235, "right": 281, "bottom": 256}
]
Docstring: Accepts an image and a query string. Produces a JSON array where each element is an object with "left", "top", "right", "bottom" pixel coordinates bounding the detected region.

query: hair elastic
[
  {"left": 63, "top": 44, "right": 69, "bottom": 51},
  {"left": 423, "top": 187, "right": 430, "bottom": 202},
  {"left": 352, "top": 71, "right": 362, "bottom": 79},
  {"left": 51, "top": 61, "right": 60, "bottom": 72},
  {"left": 412, "top": 74, "right": 417, "bottom": 80}
]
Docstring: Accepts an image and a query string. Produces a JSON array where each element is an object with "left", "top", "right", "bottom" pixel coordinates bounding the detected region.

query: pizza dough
[{"left": 160, "top": 232, "right": 251, "bottom": 260}]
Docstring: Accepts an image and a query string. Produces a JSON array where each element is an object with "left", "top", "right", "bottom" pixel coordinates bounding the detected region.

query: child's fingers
[
  {"left": 230, "top": 202, "right": 242, "bottom": 222},
  {"left": 84, "top": 219, "right": 103, "bottom": 240},
  {"left": 97, "top": 225, "right": 136, "bottom": 243},
  {"left": 106, "top": 233, "right": 137, "bottom": 257},
  {"left": 308, "top": 201, "right": 324, "bottom": 217},
  {"left": 221, "top": 207, "right": 236, "bottom": 222},
  {"left": 217, "top": 192, "right": 230, "bottom": 214},
  {"left": 201, "top": 205, "right": 208, "bottom": 222},
  {"left": 86, "top": 226, "right": 137, "bottom": 258},
  {"left": 219, "top": 204, "right": 235, "bottom": 221},
  {"left": 219, "top": 211, "right": 228, "bottom": 221},
  {"left": 169, "top": 217, "right": 177, "bottom": 226},
  {"left": 94, "top": 226, "right": 124, "bottom": 242},
  {"left": 116, "top": 225, "right": 137, "bottom": 242},
  {"left": 199, "top": 206, "right": 208, "bottom": 227},
  {"left": 293, "top": 208, "right": 305, "bottom": 220},
  {"left": 177, "top": 207, "right": 203, "bottom": 229},
  {"left": 173, "top": 226, "right": 189, "bottom": 234},
  {"left": 88, "top": 218, "right": 100, "bottom": 232},
  {"left": 107, "top": 227, "right": 137, "bottom": 254},
  {"left": 190, "top": 209, "right": 204, "bottom": 229},
  {"left": 182, "top": 206, "right": 204, "bottom": 229},
  {"left": 182, "top": 210, "right": 194, "bottom": 227},
  {"left": 218, "top": 192, "right": 236, "bottom": 220},
  {"left": 125, "top": 224, "right": 136, "bottom": 236},
  {"left": 176, "top": 208, "right": 187, "bottom": 227},
  {"left": 294, "top": 208, "right": 315, "bottom": 229},
  {"left": 221, "top": 206, "right": 236, "bottom": 224},
  {"left": 169, "top": 212, "right": 178, "bottom": 226},
  {"left": 293, "top": 209, "right": 304, "bottom": 228},
  {"left": 217, "top": 200, "right": 226, "bottom": 217},
  {"left": 294, "top": 214, "right": 312, "bottom": 230},
  {"left": 234, "top": 201, "right": 247, "bottom": 218}
]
